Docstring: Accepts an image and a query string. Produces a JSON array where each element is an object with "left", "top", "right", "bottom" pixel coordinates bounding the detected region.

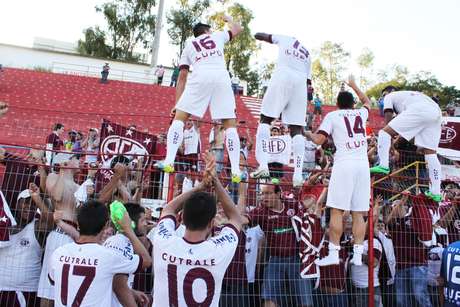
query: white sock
[
  {"left": 225, "top": 127, "right": 241, "bottom": 175},
  {"left": 255, "top": 123, "right": 270, "bottom": 170},
  {"left": 377, "top": 130, "right": 391, "bottom": 168},
  {"left": 164, "top": 120, "right": 184, "bottom": 165},
  {"left": 425, "top": 153, "right": 442, "bottom": 195},
  {"left": 292, "top": 134, "right": 305, "bottom": 180}
]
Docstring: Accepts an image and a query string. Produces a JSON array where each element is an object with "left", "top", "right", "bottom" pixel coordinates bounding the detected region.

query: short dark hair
[
  {"left": 78, "top": 200, "right": 109, "bottom": 236},
  {"left": 53, "top": 123, "right": 64, "bottom": 131},
  {"left": 337, "top": 91, "right": 355, "bottom": 109},
  {"left": 182, "top": 192, "right": 216, "bottom": 231},
  {"left": 111, "top": 155, "right": 130, "bottom": 169},
  {"left": 124, "top": 202, "right": 145, "bottom": 228},
  {"left": 193, "top": 23, "right": 211, "bottom": 37},
  {"left": 381, "top": 85, "right": 398, "bottom": 94}
]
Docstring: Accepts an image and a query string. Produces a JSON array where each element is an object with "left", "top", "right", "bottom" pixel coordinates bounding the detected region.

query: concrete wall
[{"left": 0, "top": 43, "right": 173, "bottom": 84}]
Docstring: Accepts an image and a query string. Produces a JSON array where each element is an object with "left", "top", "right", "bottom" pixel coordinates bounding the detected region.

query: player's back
[
  {"left": 180, "top": 31, "right": 231, "bottom": 73},
  {"left": 50, "top": 242, "right": 140, "bottom": 307},
  {"left": 318, "top": 108, "right": 369, "bottom": 163},
  {"left": 153, "top": 216, "right": 239, "bottom": 307},
  {"left": 441, "top": 241, "right": 460, "bottom": 307},
  {"left": 271, "top": 35, "right": 311, "bottom": 78},
  {"left": 384, "top": 91, "right": 436, "bottom": 114}
]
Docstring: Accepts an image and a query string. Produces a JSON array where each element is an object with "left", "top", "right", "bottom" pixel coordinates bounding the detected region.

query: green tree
[
  {"left": 311, "top": 59, "right": 328, "bottom": 103},
  {"left": 315, "top": 41, "right": 350, "bottom": 104},
  {"left": 208, "top": 3, "right": 258, "bottom": 80},
  {"left": 78, "top": 0, "right": 156, "bottom": 61},
  {"left": 260, "top": 62, "right": 275, "bottom": 81},
  {"left": 246, "top": 69, "right": 260, "bottom": 96},
  {"left": 77, "top": 26, "right": 110, "bottom": 58},
  {"left": 365, "top": 79, "right": 406, "bottom": 100},
  {"left": 356, "top": 48, "right": 374, "bottom": 90},
  {"left": 166, "top": 0, "right": 210, "bottom": 57}
]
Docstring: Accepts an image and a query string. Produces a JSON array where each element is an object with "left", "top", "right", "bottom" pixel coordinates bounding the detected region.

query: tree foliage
[
  {"left": 314, "top": 41, "right": 350, "bottom": 104},
  {"left": 78, "top": 0, "right": 156, "bottom": 62},
  {"left": 208, "top": 3, "right": 258, "bottom": 80},
  {"left": 166, "top": 0, "right": 210, "bottom": 57},
  {"left": 356, "top": 48, "right": 374, "bottom": 90}
]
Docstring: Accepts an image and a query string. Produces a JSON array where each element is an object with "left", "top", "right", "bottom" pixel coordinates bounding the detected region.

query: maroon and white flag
[
  {"left": 439, "top": 117, "right": 460, "bottom": 160},
  {"left": 0, "top": 190, "right": 17, "bottom": 247},
  {"left": 97, "top": 119, "right": 157, "bottom": 186}
]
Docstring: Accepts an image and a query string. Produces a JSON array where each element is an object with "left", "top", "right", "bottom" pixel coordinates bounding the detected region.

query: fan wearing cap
[
  {"left": 155, "top": 15, "right": 244, "bottom": 184},
  {"left": 0, "top": 183, "right": 55, "bottom": 307}
]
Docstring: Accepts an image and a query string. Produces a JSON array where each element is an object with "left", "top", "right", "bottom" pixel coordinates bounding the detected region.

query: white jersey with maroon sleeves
[
  {"left": 152, "top": 215, "right": 239, "bottom": 307},
  {"left": 318, "top": 107, "right": 369, "bottom": 163},
  {"left": 103, "top": 233, "right": 136, "bottom": 307},
  {"left": 271, "top": 34, "right": 311, "bottom": 78},
  {"left": 179, "top": 31, "right": 231, "bottom": 72},
  {"left": 49, "top": 242, "right": 141, "bottom": 307}
]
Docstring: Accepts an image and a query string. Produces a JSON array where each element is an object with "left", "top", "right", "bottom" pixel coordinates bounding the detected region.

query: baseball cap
[{"left": 17, "top": 189, "right": 31, "bottom": 200}]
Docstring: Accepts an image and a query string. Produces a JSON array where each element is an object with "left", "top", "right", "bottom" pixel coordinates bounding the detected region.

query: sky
[{"left": 0, "top": 0, "right": 459, "bottom": 87}]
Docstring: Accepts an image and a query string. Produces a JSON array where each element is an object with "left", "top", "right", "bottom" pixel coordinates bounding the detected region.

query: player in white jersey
[
  {"left": 155, "top": 16, "right": 244, "bottom": 183},
  {"left": 250, "top": 33, "right": 312, "bottom": 187},
  {"left": 305, "top": 76, "right": 370, "bottom": 266},
  {"left": 48, "top": 200, "right": 152, "bottom": 307},
  {"left": 370, "top": 86, "right": 443, "bottom": 202},
  {"left": 104, "top": 203, "right": 150, "bottom": 307},
  {"left": 152, "top": 153, "right": 243, "bottom": 307}
]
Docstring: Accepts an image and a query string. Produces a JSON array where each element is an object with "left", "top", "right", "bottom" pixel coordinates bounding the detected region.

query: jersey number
[
  {"left": 343, "top": 116, "right": 365, "bottom": 137},
  {"left": 167, "top": 264, "right": 215, "bottom": 306},
  {"left": 292, "top": 40, "right": 309, "bottom": 58},
  {"left": 192, "top": 36, "right": 216, "bottom": 52},
  {"left": 60, "top": 264, "right": 96, "bottom": 307}
]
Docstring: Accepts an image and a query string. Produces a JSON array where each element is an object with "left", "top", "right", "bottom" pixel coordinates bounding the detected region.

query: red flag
[{"left": 96, "top": 119, "right": 157, "bottom": 189}]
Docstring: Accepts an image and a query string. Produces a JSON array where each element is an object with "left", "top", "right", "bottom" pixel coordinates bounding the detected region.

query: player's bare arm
[
  {"left": 29, "top": 182, "right": 54, "bottom": 231},
  {"left": 304, "top": 130, "right": 327, "bottom": 146},
  {"left": 224, "top": 14, "right": 243, "bottom": 38},
  {"left": 98, "top": 163, "right": 127, "bottom": 204},
  {"left": 119, "top": 211, "right": 152, "bottom": 269},
  {"left": 345, "top": 75, "right": 370, "bottom": 110},
  {"left": 254, "top": 32, "right": 272, "bottom": 43},
  {"left": 208, "top": 153, "right": 243, "bottom": 231},
  {"left": 113, "top": 274, "right": 138, "bottom": 307},
  {"left": 160, "top": 179, "right": 209, "bottom": 218},
  {"left": 384, "top": 109, "right": 394, "bottom": 125},
  {"left": 175, "top": 68, "right": 189, "bottom": 103},
  {"left": 0, "top": 101, "right": 8, "bottom": 118}
]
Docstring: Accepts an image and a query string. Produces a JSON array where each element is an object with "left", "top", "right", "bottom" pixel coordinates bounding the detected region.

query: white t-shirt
[
  {"left": 318, "top": 107, "right": 369, "bottom": 163},
  {"left": 383, "top": 91, "right": 435, "bottom": 114},
  {"left": 179, "top": 31, "right": 231, "bottom": 72},
  {"left": 245, "top": 226, "right": 264, "bottom": 283},
  {"left": 271, "top": 34, "right": 311, "bottom": 78},
  {"left": 304, "top": 139, "right": 318, "bottom": 164},
  {"left": 427, "top": 245, "right": 444, "bottom": 286},
  {"left": 49, "top": 242, "right": 141, "bottom": 307},
  {"left": 103, "top": 233, "right": 136, "bottom": 307},
  {"left": 0, "top": 220, "right": 42, "bottom": 292},
  {"left": 351, "top": 238, "right": 383, "bottom": 288},
  {"left": 183, "top": 126, "right": 201, "bottom": 155},
  {"left": 152, "top": 215, "right": 239, "bottom": 307}
]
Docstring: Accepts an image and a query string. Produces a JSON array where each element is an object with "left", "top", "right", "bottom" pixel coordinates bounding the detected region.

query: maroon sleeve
[
  {"left": 179, "top": 65, "right": 190, "bottom": 71},
  {"left": 317, "top": 130, "right": 329, "bottom": 138},
  {"left": 46, "top": 133, "right": 56, "bottom": 144},
  {"left": 411, "top": 199, "right": 433, "bottom": 242}
]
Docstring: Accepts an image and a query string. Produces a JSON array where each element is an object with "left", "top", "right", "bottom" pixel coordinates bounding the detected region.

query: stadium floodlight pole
[{"left": 150, "top": 0, "right": 165, "bottom": 68}]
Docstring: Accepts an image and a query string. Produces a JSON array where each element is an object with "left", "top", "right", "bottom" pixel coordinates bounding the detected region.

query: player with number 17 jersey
[
  {"left": 318, "top": 106, "right": 370, "bottom": 212},
  {"left": 152, "top": 215, "right": 239, "bottom": 307}
]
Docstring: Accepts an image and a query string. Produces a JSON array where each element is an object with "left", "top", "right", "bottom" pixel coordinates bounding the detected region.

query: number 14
[{"left": 344, "top": 115, "right": 365, "bottom": 137}]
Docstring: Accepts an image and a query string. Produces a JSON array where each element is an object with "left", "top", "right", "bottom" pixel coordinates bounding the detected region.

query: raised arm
[
  {"left": 345, "top": 75, "right": 370, "bottom": 110},
  {"left": 254, "top": 32, "right": 272, "bottom": 43},
  {"left": 98, "top": 163, "right": 127, "bottom": 204},
  {"left": 224, "top": 15, "right": 242, "bottom": 38},
  {"left": 119, "top": 211, "right": 152, "bottom": 269}
]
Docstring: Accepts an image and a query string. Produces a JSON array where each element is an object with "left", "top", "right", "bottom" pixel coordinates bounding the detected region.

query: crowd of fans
[{"left": 0, "top": 100, "right": 459, "bottom": 307}]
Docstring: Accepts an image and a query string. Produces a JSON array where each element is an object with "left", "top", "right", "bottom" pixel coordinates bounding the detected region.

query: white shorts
[
  {"left": 261, "top": 71, "right": 307, "bottom": 126},
  {"left": 327, "top": 160, "right": 370, "bottom": 212},
  {"left": 37, "top": 229, "right": 73, "bottom": 299},
  {"left": 175, "top": 69, "right": 236, "bottom": 120},
  {"left": 389, "top": 101, "right": 442, "bottom": 151}
]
